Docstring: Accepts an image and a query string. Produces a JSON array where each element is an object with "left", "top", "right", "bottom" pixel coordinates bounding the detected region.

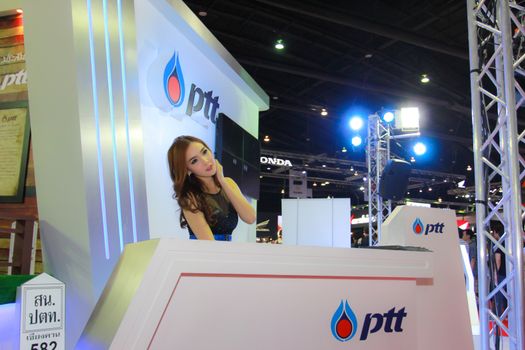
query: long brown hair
[{"left": 167, "top": 135, "right": 219, "bottom": 228}]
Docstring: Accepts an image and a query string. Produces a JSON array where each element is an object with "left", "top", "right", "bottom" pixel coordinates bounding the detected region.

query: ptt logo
[
  {"left": 412, "top": 218, "right": 445, "bottom": 235},
  {"left": 163, "top": 51, "right": 220, "bottom": 123},
  {"left": 330, "top": 300, "right": 407, "bottom": 342}
]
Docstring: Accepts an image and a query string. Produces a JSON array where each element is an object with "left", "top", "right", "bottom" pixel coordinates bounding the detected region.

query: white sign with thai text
[{"left": 18, "top": 273, "right": 65, "bottom": 350}]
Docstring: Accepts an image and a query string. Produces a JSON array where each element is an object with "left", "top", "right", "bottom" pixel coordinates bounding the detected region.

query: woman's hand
[{"left": 214, "top": 159, "right": 226, "bottom": 185}]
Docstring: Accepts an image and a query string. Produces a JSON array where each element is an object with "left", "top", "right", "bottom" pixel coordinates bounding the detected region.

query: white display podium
[
  {"left": 78, "top": 206, "right": 473, "bottom": 349},
  {"left": 381, "top": 205, "right": 475, "bottom": 349},
  {"left": 282, "top": 198, "right": 351, "bottom": 247}
]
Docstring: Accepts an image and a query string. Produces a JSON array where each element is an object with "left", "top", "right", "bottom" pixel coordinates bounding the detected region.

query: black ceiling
[{"left": 183, "top": 0, "right": 508, "bottom": 212}]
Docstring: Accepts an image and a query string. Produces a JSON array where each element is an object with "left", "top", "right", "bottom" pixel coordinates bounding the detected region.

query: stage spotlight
[
  {"left": 382, "top": 111, "right": 395, "bottom": 123},
  {"left": 397, "top": 107, "right": 420, "bottom": 131},
  {"left": 351, "top": 135, "right": 362, "bottom": 146},
  {"left": 413, "top": 142, "right": 426, "bottom": 155},
  {"left": 349, "top": 116, "right": 364, "bottom": 131}
]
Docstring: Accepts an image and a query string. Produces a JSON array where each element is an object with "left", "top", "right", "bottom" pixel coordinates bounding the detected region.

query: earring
[{"left": 188, "top": 171, "right": 192, "bottom": 176}]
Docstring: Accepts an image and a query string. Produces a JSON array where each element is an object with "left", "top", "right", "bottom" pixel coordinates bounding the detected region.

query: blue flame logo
[
  {"left": 163, "top": 51, "right": 185, "bottom": 107},
  {"left": 413, "top": 218, "right": 424, "bottom": 234},
  {"left": 331, "top": 300, "right": 358, "bottom": 342}
]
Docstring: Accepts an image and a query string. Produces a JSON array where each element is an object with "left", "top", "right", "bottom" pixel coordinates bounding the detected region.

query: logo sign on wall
[
  {"left": 151, "top": 50, "right": 221, "bottom": 126},
  {"left": 331, "top": 300, "right": 408, "bottom": 343},
  {"left": 260, "top": 156, "right": 292, "bottom": 167},
  {"left": 163, "top": 52, "right": 185, "bottom": 107},
  {"left": 412, "top": 218, "right": 445, "bottom": 235},
  {"left": 289, "top": 169, "right": 307, "bottom": 198}
]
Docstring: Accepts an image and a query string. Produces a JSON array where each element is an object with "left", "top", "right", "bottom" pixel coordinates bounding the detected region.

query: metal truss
[
  {"left": 366, "top": 114, "right": 391, "bottom": 246},
  {"left": 260, "top": 149, "right": 466, "bottom": 182},
  {"left": 467, "top": 0, "right": 525, "bottom": 349}
]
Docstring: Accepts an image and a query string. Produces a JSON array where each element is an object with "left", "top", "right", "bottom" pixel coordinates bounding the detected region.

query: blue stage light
[
  {"left": 349, "top": 116, "right": 364, "bottom": 131},
  {"left": 351, "top": 135, "right": 362, "bottom": 146},
  {"left": 382, "top": 111, "right": 394, "bottom": 123},
  {"left": 413, "top": 142, "right": 427, "bottom": 155}
]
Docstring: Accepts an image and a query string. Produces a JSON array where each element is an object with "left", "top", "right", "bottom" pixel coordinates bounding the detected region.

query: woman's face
[{"left": 185, "top": 142, "right": 216, "bottom": 178}]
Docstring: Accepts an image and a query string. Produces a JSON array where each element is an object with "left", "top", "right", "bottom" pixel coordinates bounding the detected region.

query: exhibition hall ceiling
[{"left": 183, "top": 0, "right": 524, "bottom": 207}]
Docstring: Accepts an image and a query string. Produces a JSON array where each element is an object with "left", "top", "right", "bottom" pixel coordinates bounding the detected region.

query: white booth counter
[
  {"left": 79, "top": 239, "right": 433, "bottom": 349},
  {"left": 78, "top": 206, "right": 474, "bottom": 350}
]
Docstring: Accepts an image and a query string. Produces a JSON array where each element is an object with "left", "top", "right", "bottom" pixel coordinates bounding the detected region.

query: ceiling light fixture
[
  {"left": 320, "top": 108, "right": 328, "bottom": 117},
  {"left": 263, "top": 135, "right": 270, "bottom": 142},
  {"left": 420, "top": 74, "right": 430, "bottom": 83},
  {"left": 274, "top": 39, "right": 285, "bottom": 50}
]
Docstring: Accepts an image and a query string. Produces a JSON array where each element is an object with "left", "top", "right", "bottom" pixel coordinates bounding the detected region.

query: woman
[{"left": 167, "top": 135, "right": 256, "bottom": 241}]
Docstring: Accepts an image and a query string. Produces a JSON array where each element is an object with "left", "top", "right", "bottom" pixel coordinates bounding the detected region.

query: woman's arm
[
  {"left": 182, "top": 208, "right": 215, "bottom": 240},
  {"left": 215, "top": 161, "right": 256, "bottom": 224}
]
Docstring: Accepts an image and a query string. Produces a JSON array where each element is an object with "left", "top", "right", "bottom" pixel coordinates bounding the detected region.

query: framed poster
[{"left": 0, "top": 100, "right": 30, "bottom": 202}]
